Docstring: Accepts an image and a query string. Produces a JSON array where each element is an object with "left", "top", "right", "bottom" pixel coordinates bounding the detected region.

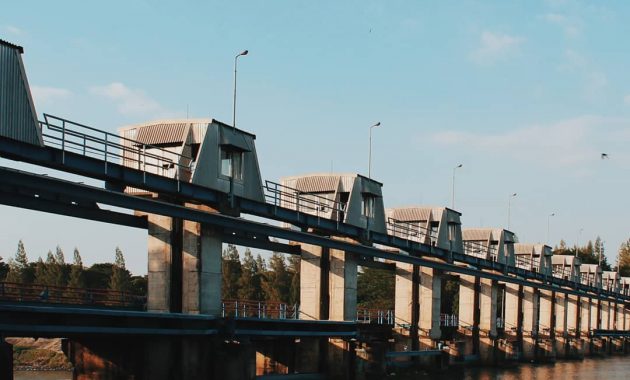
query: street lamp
[
  {"left": 507, "top": 193, "right": 517, "bottom": 230},
  {"left": 368, "top": 122, "right": 381, "bottom": 178},
  {"left": 546, "top": 213, "right": 555, "bottom": 243},
  {"left": 451, "top": 164, "right": 463, "bottom": 209},
  {"left": 232, "top": 49, "right": 249, "bottom": 130}
]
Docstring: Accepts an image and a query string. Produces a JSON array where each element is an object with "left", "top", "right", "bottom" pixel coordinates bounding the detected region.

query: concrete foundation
[
  {"left": 478, "top": 278, "right": 499, "bottom": 364},
  {"left": 554, "top": 292, "right": 568, "bottom": 358},
  {"left": 329, "top": 245, "right": 358, "bottom": 322},
  {"left": 521, "top": 286, "right": 539, "bottom": 361},
  {"left": 503, "top": 283, "right": 521, "bottom": 360}
]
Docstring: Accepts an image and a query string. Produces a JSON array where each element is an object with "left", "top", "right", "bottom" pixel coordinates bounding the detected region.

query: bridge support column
[
  {"left": 567, "top": 294, "right": 583, "bottom": 357},
  {"left": 182, "top": 212, "right": 222, "bottom": 315},
  {"left": 255, "top": 338, "right": 296, "bottom": 376},
  {"left": 590, "top": 298, "right": 606, "bottom": 355},
  {"left": 521, "top": 286, "right": 539, "bottom": 361},
  {"left": 554, "top": 291, "right": 568, "bottom": 358},
  {"left": 419, "top": 267, "right": 442, "bottom": 349},
  {"left": 147, "top": 213, "right": 179, "bottom": 312},
  {"left": 299, "top": 243, "right": 328, "bottom": 320},
  {"left": 458, "top": 275, "right": 479, "bottom": 361},
  {"left": 329, "top": 242, "right": 357, "bottom": 322},
  {"left": 394, "top": 262, "right": 419, "bottom": 351},
  {"left": 581, "top": 297, "right": 594, "bottom": 355},
  {"left": 478, "top": 277, "right": 498, "bottom": 365},
  {"left": 503, "top": 283, "right": 521, "bottom": 361},
  {"left": 537, "top": 289, "right": 555, "bottom": 361},
  {"left": 0, "top": 339, "right": 12, "bottom": 380}
]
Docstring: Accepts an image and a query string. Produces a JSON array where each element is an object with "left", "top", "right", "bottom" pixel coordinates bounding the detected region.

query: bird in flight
[{"left": 601, "top": 153, "right": 609, "bottom": 159}]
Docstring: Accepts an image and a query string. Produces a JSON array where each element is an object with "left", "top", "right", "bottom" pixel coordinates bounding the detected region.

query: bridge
[{"left": 1, "top": 38, "right": 630, "bottom": 379}]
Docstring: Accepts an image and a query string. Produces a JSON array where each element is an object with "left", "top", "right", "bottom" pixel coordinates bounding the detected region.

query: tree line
[
  {"left": 222, "top": 244, "right": 300, "bottom": 304},
  {"left": 1, "top": 240, "right": 145, "bottom": 295}
]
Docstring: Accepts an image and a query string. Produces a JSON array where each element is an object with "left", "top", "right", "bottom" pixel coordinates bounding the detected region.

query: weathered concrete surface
[
  {"left": 521, "top": 286, "right": 539, "bottom": 361},
  {"left": 299, "top": 243, "right": 327, "bottom": 320},
  {"left": 419, "top": 266, "right": 442, "bottom": 348},
  {"left": 329, "top": 244, "right": 357, "bottom": 322},
  {"left": 147, "top": 213, "right": 175, "bottom": 312},
  {"left": 394, "top": 262, "right": 418, "bottom": 351}
]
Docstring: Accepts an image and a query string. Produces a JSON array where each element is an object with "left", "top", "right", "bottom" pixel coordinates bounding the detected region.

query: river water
[
  {"left": 392, "top": 356, "right": 630, "bottom": 379},
  {"left": 13, "top": 357, "right": 630, "bottom": 379}
]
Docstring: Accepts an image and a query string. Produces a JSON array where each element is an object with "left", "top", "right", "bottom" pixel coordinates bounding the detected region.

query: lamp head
[{"left": 238, "top": 50, "right": 249, "bottom": 57}]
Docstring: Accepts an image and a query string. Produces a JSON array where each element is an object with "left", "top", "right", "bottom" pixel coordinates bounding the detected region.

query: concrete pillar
[
  {"left": 182, "top": 218, "right": 222, "bottom": 315},
  {"left": 419, "top": 267, "right": 442, "bottom": 348},
  {"left": 458, "top": 275, "right": 478, "bottom": 358},
  {"left": 478, "top": 278, "right": 498, "bottom": 364},
  {"left": 147, "top": 213, "right": 177, "bottom": 312},
  {"left": 616, "top": 303, "right": 625, "bottom": 330},
  {"left": 299, "top": 244, "right": 327, "bottom": 320},
  {"left": 255, "top": 338, "right": 295, "bottom": 375},
  {"left": 329, "top": 246, "right": 357, "bottom": 322},
  {"left": 538, "top": 289, "right": 555, "bottom": 361},
  {"left": 503, "top": 283, "right": 521, "bottom": 359},
  {"left": 521, "top": 286, "right": 539, "bottom": 360},
  {"left": 394, "top": 262, "right": 419, "bottom": 351},
  {"left": 554, "top": 292, "right": 568, "bottom": 357},
  {"left": 0, "top": 340, "right": 12, "bottom": 380},
  {"left": 299, "top": 239, "right": 357, "bottom": 322},
  {"left": 601, "top": 300, "right": 610, "bottom": 330}
]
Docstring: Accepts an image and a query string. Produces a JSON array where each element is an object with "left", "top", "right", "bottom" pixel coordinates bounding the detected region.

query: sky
[{"left": 1, "top": 0, "right": 630, "bottom": 275}]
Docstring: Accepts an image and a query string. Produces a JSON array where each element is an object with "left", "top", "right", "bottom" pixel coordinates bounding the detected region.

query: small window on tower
[{"left": 220, "top": 147, "right": 244, "bottom": 180}]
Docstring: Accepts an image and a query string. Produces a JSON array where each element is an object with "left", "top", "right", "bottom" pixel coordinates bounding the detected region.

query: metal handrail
[
  {"left": 463, "top": 240, "right": 498, "bottom": 261},
  {"left": 263, "top": 180, "right": 346, "bottom": 221},
  {"left": 40, "top": 114, "right": 193, "bottom": 180},
  {"left": 386, "top": 217, "right": 436, "bottom": 244},
  {"left": 439, "top": 313, "right": 459, "bottom": 327},
  {"left": 356, "top": 309, "right": 394, "bottom": 325},
  {"left": 221, "top": 299, "right": 299, "bottom": 320}
]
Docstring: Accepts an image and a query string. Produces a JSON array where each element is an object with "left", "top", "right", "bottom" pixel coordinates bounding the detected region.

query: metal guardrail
[
  {"left": 221, "top": 299, "right": 299, "bottom": 319},
  {"left": 386, "top": 218, "right": 436, "bottom": 245},
  {"left": 0, "top": 281, "right": 145, "bottom": 309},
  {"left": 264, "top": 180, "right": 346, "bottom": 222},
  {"left": 463, "top": 241, "right": 498, "bottom": 261},
  {"left": 40, "top": 114, "right": 193, "bottom": 182},
  {"left": 356, "top": 309, "right": 394, "bottom": 325},
  {"left": 440, "top": 314, "right": 459, "bottom": 327}
]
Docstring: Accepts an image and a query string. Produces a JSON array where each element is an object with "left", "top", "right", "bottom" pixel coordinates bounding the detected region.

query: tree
[
  {"left": 67, "top": 248, "right": 85, "bottom": 288},
  {"left": 45, "top": 250, "right": 63, "bottom": 287},
  {"left": 357, "top": 267, "right": 395, "bottom": 310},
  {"left": 109, "top": 247, "right": 130, "bottom": 292},
  {"left": 262, "top": 252, "right": 291, "bottom": 303},
  {"left": 287, "top": 255, "right": 300, "bottom": 305},
  {"left": 5, "top": 240, "right": 29, "bottom": 283},
  {"left": 33, "top": 257, "right": 47, "bottom": 285},
  {"left": 53, "top": 246, "right": 66, "bottom": 286},
  {"left": 222, "top": 244, "right": 242, "bottom": 299},
  {"left": 237, "top": 248, "right": 263, "bottom": 300},
  {"left": 618, "top": 239, "right": 630, "bottom": 277}
]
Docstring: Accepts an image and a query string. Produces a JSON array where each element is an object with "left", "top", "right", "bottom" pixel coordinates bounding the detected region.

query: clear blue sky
[{"left": 1, "top": 0, "right": 630, "bottom": 274}]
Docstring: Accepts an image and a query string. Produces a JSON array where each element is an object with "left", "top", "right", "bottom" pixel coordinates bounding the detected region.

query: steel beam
[{"left": 0, "top": 166, "right": 625, "bottom": 304}]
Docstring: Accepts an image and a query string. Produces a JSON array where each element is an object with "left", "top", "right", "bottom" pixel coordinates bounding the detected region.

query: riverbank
[{"left": 7, "top": 338, "right": 72, "bottom": 371}]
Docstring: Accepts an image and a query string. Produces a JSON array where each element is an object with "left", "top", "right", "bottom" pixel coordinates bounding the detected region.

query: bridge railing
[
  {"left": 221, "top": 299, "right": 299, "bottom": 319},
  {"left": 439, "top": 313, "right": 459, "bottom": 327},
  {"left": 0, "top": 281, "right": 146, "bottom": 309},
  {"left": 264, "top": 180, "right": 346, "bottom": 222},
  {"left": 356, "top": 309, "right": 394, "bottom": 325},
  {"left": 40, "top": 114, "right": 193, "bottom": 181},
  {"left": 386, "top": 218, "right": 436, "bottom": 245},
  {"left": 463, "top": 241, "right": 498, "bottom": 261}
]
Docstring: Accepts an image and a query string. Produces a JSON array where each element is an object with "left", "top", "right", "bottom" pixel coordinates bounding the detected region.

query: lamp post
[
  {"left": 507, "top": 193, "right": 517, "bottom": 230},
  {"left": 368, "top": 122, "right": 381, "bottom": 178},
  {"left": 232, "top": 49, "right": 249, "bottom": 130},
  {"left": 546, "top": 212, "right": 555, "bottom": 243},
  {"left": 451, "top": 164, "right": 463, "bottom": 209}
]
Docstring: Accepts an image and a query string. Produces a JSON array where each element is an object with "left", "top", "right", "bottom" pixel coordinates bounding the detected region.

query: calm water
[
  {"left": 13, "top": 358, "right": 630, "bottom": 379},
  {"left": 392, "top": 357, "right": 630, "bottom": 380}
]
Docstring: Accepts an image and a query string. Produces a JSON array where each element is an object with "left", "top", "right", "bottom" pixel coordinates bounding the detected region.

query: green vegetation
[{"left": 1, "top": 240, "right": 145, "bottom": 296}]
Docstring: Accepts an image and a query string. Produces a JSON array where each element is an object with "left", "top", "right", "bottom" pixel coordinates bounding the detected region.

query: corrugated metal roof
[
  {"left": 389, "top": 207, "right": 432, "bottom": 222},
  {"left": 294, "top": 175, "right": 340, "bottom": 193},
  {"left": 514, "top": 243, "right": 535, "bottom": 255},
  {"left": 135, "top": 123, "right": 188, "bottom": 145},
  {"left": 0, "top": 39, "right": 23, "bottom": 53},
  {"left": 602, "top": 271, "right": 619, "bottom": 280},
  {"left": 462, "top": 229, "right": 493, "bottom": 241},
  {"left": 580, "top": 264, "right": 600, "bottom": 273},
  {"left": 0, "top": 41, "right": 42, "bottom": 146}
]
